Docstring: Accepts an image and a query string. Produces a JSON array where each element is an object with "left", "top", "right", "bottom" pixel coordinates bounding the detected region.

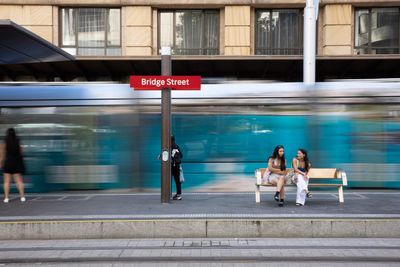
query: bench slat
[
  {"left": 308, "top": 183, "right": 342, "bottom": 186},
  {"left": 258, "top": 168, "right": 338, "bottom": 179},
  {"left": 308, "top": 168, "right": 337, "bottom": 178},
  {"left": 260, "top": 183, "right": 342, "bottom": 187}
]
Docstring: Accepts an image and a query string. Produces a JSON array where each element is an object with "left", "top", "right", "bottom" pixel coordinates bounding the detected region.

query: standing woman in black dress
[{"left": 0, "top": 128, "right": 25, "bottom": 203}]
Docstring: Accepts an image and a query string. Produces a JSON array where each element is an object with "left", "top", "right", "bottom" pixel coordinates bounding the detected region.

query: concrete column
[
  {"left": 322, "top": 4, "right": 352, "bottom": 55},
  {"left": 224, "top": 6, "right": 251, "bottom": 56},
  {"left": 124, "top": 6, "right": 153, "bottom": 56}
]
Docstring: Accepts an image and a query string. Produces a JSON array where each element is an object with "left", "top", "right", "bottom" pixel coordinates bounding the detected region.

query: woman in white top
[{"left": 292, "top": 148, "right": 311, "bottom": 206}]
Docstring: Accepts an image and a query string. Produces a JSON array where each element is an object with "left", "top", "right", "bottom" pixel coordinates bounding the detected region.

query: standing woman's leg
[
  {"left": 172, "top": 167, "right": 181, "bottom": 195},
  {"left": 3, "top": 173, "right": 11, "bottom": 201},
  {"left": 175, "top": 167, "right": 181, "bottom": 195},
  {"left": 13, "top": 173, "right": 25, "bottom": 199}
]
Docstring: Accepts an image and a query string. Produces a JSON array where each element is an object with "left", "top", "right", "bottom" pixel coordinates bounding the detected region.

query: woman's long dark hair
[
  {"left": 298, "top": 148, "right": 310, "bottom": 172},
  {"left": 4, "top": 128, "right": 20, "bottom": 155},
  {"left": 269, "top": 145, "right": 286, "bottom": 171}
]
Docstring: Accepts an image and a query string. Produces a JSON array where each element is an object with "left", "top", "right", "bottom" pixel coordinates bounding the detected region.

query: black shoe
[
  {"left": 296, "top": 203, "right": 303, "bottom": 206},
  {"left": 278, "top": 199, "right": 284, "bottom": 207},
  {"left": 306, "top": 192, "right": 312, "bottom": 198},
  {"left": 173, "top": 194, "right": 182, "bottom": 200},
  {"left": 274, "top": 192, "right": 280, "bottom": 202}
]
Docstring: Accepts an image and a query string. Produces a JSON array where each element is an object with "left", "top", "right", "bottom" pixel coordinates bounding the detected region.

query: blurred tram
[{"left": 1, "top": 81, "right": 400, "bottom": 192}]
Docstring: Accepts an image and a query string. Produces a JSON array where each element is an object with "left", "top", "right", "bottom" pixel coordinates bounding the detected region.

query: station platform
[{"left": 0, "top": 190, "right": 399, "bottom": 239}]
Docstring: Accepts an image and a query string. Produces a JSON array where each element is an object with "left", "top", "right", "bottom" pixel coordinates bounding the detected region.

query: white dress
[
  {"left": 294, "top": 159, "right": 309, "bottom": 205},
  {"left": 296, "top": 173, "right": 309, "bottom": 205}
]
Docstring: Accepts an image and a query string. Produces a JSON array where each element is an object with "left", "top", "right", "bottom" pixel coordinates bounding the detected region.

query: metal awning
[
  {"left": 1, "top": 54, "right": 400, "bottom": 82},
  {"left": 0, "top": 20, "right": 74, "bottom": 65}
]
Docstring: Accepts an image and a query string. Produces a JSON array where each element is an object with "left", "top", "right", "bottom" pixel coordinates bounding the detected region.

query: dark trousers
[{"left": 172, "top": 166, "right": 181, "bottom": 195}]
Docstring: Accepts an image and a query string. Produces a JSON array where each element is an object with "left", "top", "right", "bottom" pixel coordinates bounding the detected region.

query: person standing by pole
[{"left": 171, "top": 135, "right": 183, "bottom": 200}]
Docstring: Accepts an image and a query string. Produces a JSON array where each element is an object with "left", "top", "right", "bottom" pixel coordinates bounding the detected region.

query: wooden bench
[{"left": 255, "top": 168, "right": 348, "bottom": 203}]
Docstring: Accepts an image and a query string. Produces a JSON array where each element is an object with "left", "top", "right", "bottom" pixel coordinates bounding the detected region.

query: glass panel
[
  {"left": 61, "top": 8, "right": 121, "bottom": 57},
  {"left": 78, "top": 47, "right": 105, "bottom": 56},
  {"left": 371, "top": 48, "right": 400, "bottom": 54},
  {"left": 355, "top": 8, "right": 400, "bottom": 55},
  {"left": 256, "top": 10, "right": 302, "bottom": 55},
  {"left": 107, "top": 9, "right": 121, "bottom": 46},
  {"left": 61, "top": 8, "right": 76, "bottom": 46},
  {"left": 61, "top": 47, "right": 76, "bottom": 56},
  {"left": 370, "top": 8, "right": 399, "bottom": 49},
  {"left": 175, "top": 11, "right": 203, "bottom": 55},
  {"left": 203, "top": 12, "right": 219, "bottom": 55},
  {"left": 160, "top": 12, "right": 174, "bottom": 47},
  {"left": 160, "top": 10, "right": 219, "bottom": 55},
  {"left": 270, "top": 10, "right": 302, "bottom": 55},
  {"left": 355, "top": 9, "right": 369, "bottom": 48},
  {"left": 106, "top": 47, "right": 121, "bottom": 56},
  {"left": 256, "top": 11, "right": 271, "bottom": 55},
  {"left": 354, "top": 47, "right": 368, "bottom": 55},
  {"left": 77, "top": 8, "right": 106, "bottom": 48}
]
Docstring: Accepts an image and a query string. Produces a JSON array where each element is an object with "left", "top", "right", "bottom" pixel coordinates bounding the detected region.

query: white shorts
[{"left": 267, "top": 173, "right": 285, "bottom": 184}]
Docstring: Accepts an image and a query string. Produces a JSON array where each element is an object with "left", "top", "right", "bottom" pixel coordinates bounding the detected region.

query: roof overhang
[
  {"left": 1, "top": 55, "right": 400, "bottom": 82},
  {"left": 0, "top": 20, "right": 74, "bottom": 65}
]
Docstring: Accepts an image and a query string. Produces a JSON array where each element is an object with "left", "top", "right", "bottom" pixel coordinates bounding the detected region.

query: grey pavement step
[
  {"left": 1, "top": 218, "right": 400, "bottom": 239},
  {"left": 1, "top": 247, "right": 400, "bottom": 264},
  {"left": 1, "top": 191, "right": 399, "bottom": 239},
  {"left": 2, "top": 238, "right": 400, "bottom": 265}
]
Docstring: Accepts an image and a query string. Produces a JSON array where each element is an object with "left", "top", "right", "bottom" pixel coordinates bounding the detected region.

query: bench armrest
[
  {"left": 255, "top": 169, "right": 262, "bottom": 185},
  {"left": 337, "top": 169, "right": 348, "bottom": 186}
]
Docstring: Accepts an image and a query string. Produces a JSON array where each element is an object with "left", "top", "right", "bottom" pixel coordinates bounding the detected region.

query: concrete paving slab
[
  {"left": 0, "top": 190, "right": 399, "bottom": 221},
  {"left": 0, "top": 190, "right": 399, "bottom": 239}
]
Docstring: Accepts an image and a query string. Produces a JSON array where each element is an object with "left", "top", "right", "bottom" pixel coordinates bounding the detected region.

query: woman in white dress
[
  {"left": 263, "top": 145, "right": 287, "bottom": 207},
  {"left": 292, "top": 149, "right": 311, "bottom": 206}
]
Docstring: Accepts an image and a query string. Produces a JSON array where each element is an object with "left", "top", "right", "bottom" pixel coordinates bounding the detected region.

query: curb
[{"left": 1, "top": 218, "right": 400, "bottom": 239}]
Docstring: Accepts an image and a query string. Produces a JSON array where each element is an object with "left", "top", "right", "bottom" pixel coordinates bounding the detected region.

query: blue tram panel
[{"left": 1, "top": 82, "right": 400, "bottom": 192}]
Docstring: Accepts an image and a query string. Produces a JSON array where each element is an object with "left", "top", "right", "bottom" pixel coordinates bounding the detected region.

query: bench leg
[
  {"left": 338, "top": 186, "right": 344, "bottom": 203},
  {"left": 255, "top": 185, "right": 261, "bottom": 203}
]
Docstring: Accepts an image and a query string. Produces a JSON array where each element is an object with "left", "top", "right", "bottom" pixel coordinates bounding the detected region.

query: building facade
[{"left": 0, "top": 0, "right": 399, "bottom": 80}]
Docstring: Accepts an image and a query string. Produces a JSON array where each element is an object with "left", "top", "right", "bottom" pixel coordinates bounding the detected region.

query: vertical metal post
[
  {"left": 303, "top": 0, "right": 318, "bottom": 86},
  {"left": 161, "top": 47, "right": 172, "bottom": 203},
  {"left": 304, "top": 0, "right": 321, "bottom": 166}
]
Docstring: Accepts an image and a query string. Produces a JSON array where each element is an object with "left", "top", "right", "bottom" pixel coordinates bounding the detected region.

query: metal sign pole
[
  {"left": 160, "top": 47, "right": 172, "bottom": 203},
  {"left": 303, "top": 0, "right": 318, "bottom": 86}
]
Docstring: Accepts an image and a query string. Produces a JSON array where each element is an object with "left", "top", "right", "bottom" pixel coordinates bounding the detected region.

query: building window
[
  {"left": 355, "top": 8, "right": 400, "bottom": 54},
  {"left": 159, "top": 10, "right": 219, "bottom": 55},
  {"left": 255, "top": 9, "right": 303, "bottom": 55},
  {"left": 60, "top": 8, "right": 121, "bottom": 56}
]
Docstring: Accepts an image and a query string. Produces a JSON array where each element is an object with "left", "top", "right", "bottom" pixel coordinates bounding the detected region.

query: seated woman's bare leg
[{"left": 277, "top": 176, "right": 285, "bottom": 192}]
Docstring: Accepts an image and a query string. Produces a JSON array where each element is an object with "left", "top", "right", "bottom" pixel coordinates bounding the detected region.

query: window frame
[
  {"left": 59, "top": 7, "right": 122, "bottom": 56},
  {"left": 157, "top": 9, "right": 220, "bottom": 55},
  {"left": 354, "top": 7, "right": 400, "bottom": 55},
  {"left": 255, "top": 8, "right": 304, "bottom": 55}
]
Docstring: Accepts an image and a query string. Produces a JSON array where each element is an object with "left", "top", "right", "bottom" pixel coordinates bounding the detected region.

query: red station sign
[{"left": 130, "top": 76, "right": 201, "bottom": 90}]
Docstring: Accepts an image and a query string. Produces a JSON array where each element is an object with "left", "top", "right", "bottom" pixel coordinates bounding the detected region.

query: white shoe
[
  {"left": 20, "top": 197, "right": 26, "bottom": 202},
  {"left": 3, "top": 198, "right": 9, "bottom": 203}
]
